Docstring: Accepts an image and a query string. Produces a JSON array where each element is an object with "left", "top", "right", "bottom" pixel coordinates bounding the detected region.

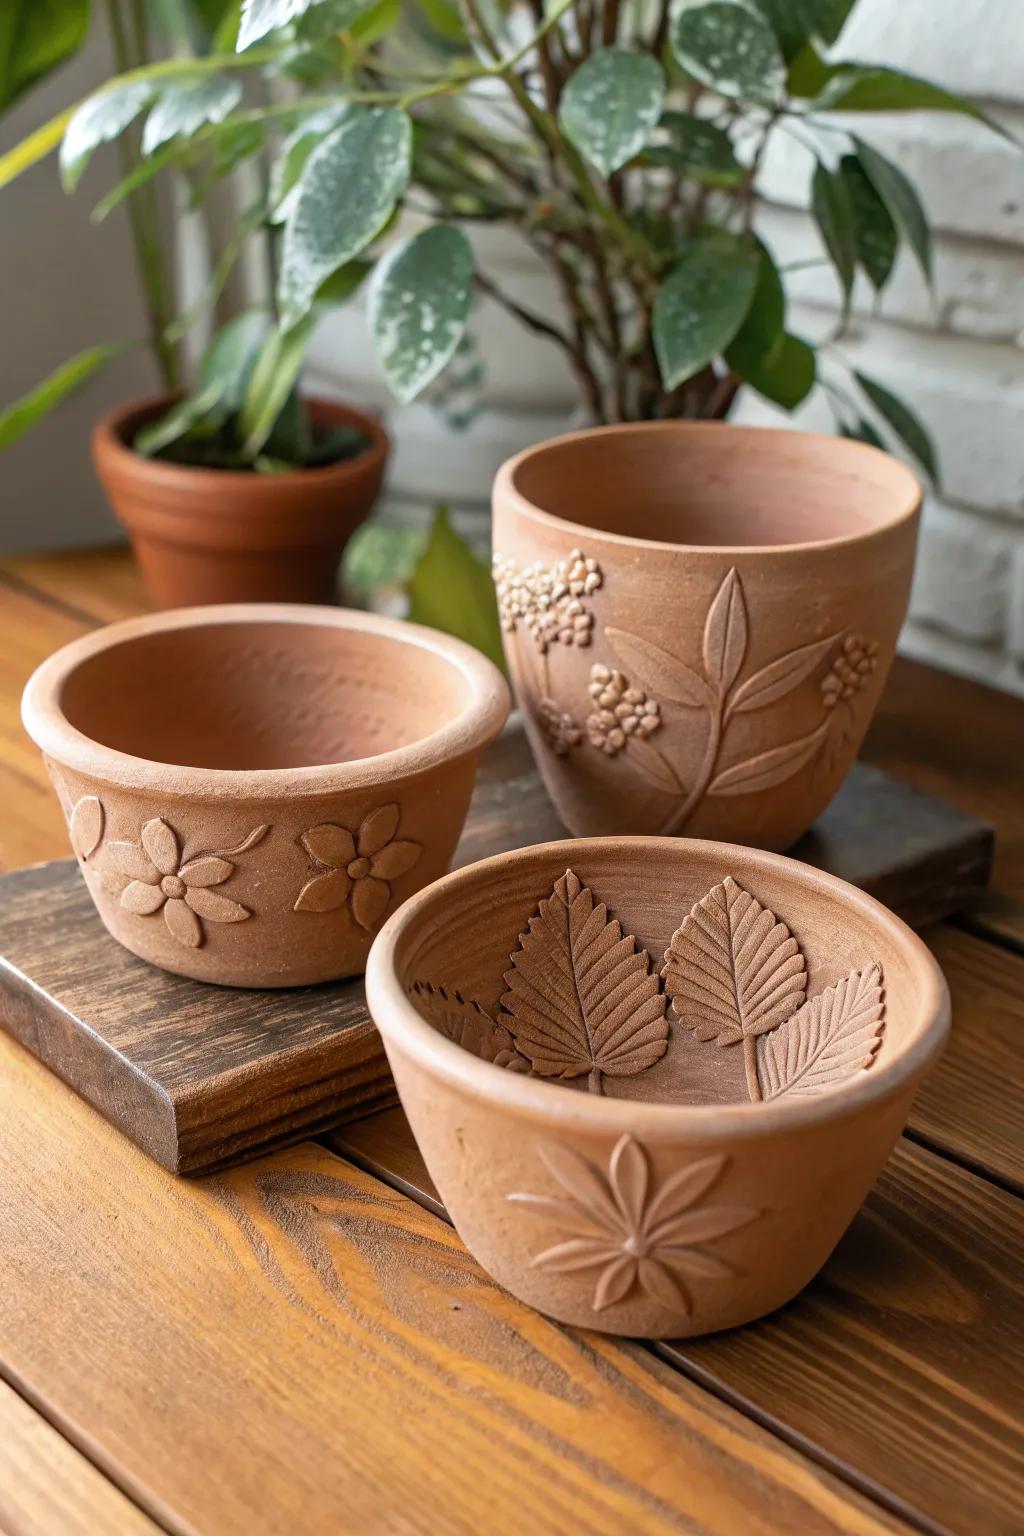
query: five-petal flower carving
[
  {"left": 108, "top": 817, "right": 255, "bottom": 949},
  {"left": 509, "top": 1134, "right": 758, "bottom": 1314},
  {"left": 294, "top": 803, "right": 422, "bottom": 932}
]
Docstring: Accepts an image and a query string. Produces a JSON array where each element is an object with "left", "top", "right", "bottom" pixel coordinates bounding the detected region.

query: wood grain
[
  {"left": 0, "top": 861, "right": 394, "bottom": 1174},
  {"left": 0, "top": 1378, "right": 160, "bottom": 1536},
  {"left": 332, "top": 1115, "right": 1024, "bottom": 1536},
  {"left": 909, "top": 926, "right": 1024, "bottom": 1193},
  {"left": 863, "top": 656, "right": 1024, "bottom": 903},
  {"left": 0, "top": 1031, "right": 907, "bottom": 1536},
  {"left": 0, "top": 546, "right": 150, "bottom": 625}
]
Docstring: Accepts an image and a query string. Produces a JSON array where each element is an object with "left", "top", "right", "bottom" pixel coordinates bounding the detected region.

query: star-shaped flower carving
[
  {"left": 109, "top": 817, "right": 254, "bottom": 949},
  {"left": 509, "top": 1134, "right": 757, "bottom": 1313},
  {"left": 294, "top": 803, "right": 421, "bottom": 932}
]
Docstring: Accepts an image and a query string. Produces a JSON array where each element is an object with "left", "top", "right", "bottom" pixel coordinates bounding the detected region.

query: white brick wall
[{"left": 751, "top": 0, "right": 1024, "bottom": 696}]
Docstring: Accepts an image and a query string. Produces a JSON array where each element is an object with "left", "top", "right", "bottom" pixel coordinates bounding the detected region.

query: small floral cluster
[
  {"left": 537, "top": 697, "right": 582, "bottom": 756},
  {"left": 586, "top": 664, "right": 661, "bottom": 755},
  {"left": 493, "top": 548, "right": 602, "bottom": 652},
  {"left": 821, "top": 634, "right": 880, "bottom": 708}
]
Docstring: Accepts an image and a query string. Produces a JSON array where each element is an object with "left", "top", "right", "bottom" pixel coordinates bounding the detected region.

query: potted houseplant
[{"left": 0, "top": 0, "right": 1009, "bottom": 603}]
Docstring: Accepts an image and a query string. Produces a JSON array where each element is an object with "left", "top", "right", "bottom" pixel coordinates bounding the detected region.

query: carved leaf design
[
  {"left": 729, "top": 633, "right": 839, "bottom": 714},
  {"left": 410, "top": 982, "right": 531, "bottom": 1072},
  {"left": 629, "top": 736, "right": 686, "bottom": 795},
  {"left": 703, "top": 568, "right": 747, "bottom": 694},
  {"left": 662, "top": 876, "right": 807, "bottom": 1046},
  {"left": 69, "top": 796, "right": 104, "bottom": 861},
  {"left": 500, "top": 869, "right": 669, "bottom": 1091},
  {"left": 606, "top": 627, "right": 709, "bottom": 707},
  {"left": 707, "top": 719, "right": 828, "bottom": 797},
  {"left": 757, "top": 963, "right": 885, "bottom": 1100}
]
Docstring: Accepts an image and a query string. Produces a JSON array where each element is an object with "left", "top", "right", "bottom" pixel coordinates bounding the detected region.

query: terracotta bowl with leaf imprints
[
  {"left": 492, "top": 422, "right": 921, "bottom": 848},
  {"left": 22, "top": 604, "right": 509, "bottom": 987},
  {"left": 366, "top": 837, "right": 949, "bottom": 1338}
]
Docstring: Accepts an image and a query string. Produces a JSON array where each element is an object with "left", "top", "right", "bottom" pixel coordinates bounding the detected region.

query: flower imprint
[
  {"left": 586, "top": 664, "right": 660, "bottom": 755},
  {"left": 493, "top": 548, "right": 602, "bottom": 653},
  {"left": 294, "top": 803, "right": 421, "bottom": 932},
  {"left": 109, "top": 818, "right": 261, "bottom": 949},
  {"left": 509, "top": 1135, "right": 757, "bottom": 1313}
]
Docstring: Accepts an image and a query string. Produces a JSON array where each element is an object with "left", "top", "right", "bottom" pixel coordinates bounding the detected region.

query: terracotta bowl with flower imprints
[
  {"left": 366, "top": 836, "right": 949, "bottom": 1338},
  {"left": 492, "top": 422, "right": 921, "bottom": 849},
  {"left": 22, "top": 604, "right": 509, "bottom": 986}
]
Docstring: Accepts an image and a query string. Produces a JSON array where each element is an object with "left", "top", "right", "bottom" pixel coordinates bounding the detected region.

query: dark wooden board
[
  {"left": 0, "top": 725, "right": 992, "bottom": 1177},
  {"left": 0, "top": 861, "right": 395, "bottom": 1176},
  {"left": 331, "top": 1113, "right": 1024, "bottom": 1536}
]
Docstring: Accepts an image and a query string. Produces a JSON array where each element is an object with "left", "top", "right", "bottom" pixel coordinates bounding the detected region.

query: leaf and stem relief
[{"left": 411, "top": 869, "right": 884, "bottom": 1105}]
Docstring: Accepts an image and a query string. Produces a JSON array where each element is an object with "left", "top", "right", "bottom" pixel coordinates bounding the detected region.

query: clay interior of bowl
[
  {"left": 57, "top": 620, "right": 468, "bottom": 770},
  {"left": 510, "top": 426, "right": 918, "bottom": 547},
  {"left": 395, "top": 843, "right": 934, "bottom": 1109}
]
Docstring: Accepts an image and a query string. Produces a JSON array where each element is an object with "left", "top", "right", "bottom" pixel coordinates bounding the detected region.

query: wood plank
[
  {"left": 0, "top": 546, "right": 149, "bottom": 626},
  {"left": 0, "top": 1378, "right": 160, "bottom": 1536},
  {"left": 908, "top": 926, "right": 1024, "bottom": 1194},
  {"left": 0, "top": 862, "right": 394, "bottom": 1175},
  {"left": 0, "top": 1035, "right": 910, "bottom": 1536},
  {"left": 863, "top": 656, "right": 1024, "bottom": 903},
  {"left": 0, "top": 581, "right": 90, "bottom": 873},
  {"left": 331, "top": 1116, "right": 1024, "bottom": 1536}
]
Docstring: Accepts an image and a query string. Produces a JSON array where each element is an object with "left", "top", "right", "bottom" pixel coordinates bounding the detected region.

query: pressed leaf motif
[
  {"left": 729, "top": 633, "right": 840, "bottom": 714},
  {"left": 69, "top": 795, "right": 104, "bottom": 861},
  {"left": 501, "top": 869, "right": 669, "bottom": 1093},
  {"left": 509, "top": 1134, "right": 758, "bottom": 1314},
  {"left": 605, "top": 627, "right": 708, "bottom": 708},
  {"left": 707, "top": 719, "right": 829, "bottom": 798},
  {"left": 410, "top": 982, "right": 531, "bottom": 1073},
  {"left": 702, "top": 567, "right": 747, "bottom": 694},
  {"left": 662, "top": 876, "right": 807, "bottom": 1047},
  {"left": 757, "top": 963, "right": 885, "bottom": 1100}
]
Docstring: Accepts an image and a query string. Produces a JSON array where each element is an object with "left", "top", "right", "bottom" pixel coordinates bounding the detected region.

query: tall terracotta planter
[
  {"left": 492, "top": 422, "right": 922, "bottom": 851},
  {"left": 93, "top": 395, "right": 389, "bottom": 608}
]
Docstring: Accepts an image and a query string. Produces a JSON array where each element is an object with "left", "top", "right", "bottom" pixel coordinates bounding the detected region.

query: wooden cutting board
[{"left": 0, "top": 723, "right": 993, "bottom": 1176}]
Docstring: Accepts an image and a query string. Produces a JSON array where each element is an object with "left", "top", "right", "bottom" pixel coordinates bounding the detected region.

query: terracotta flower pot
[
  {"left": 366, "top": 836, "right": 949, "bottom": 1339},
  {"left": 492, "top": 423, "right": 921, "bottom": 849},
  {"left": 93, "top": 395, "right": 389, "bottom": 608},
  {"left": 22, "top": 604, "right": 509, "bottom": 987}
]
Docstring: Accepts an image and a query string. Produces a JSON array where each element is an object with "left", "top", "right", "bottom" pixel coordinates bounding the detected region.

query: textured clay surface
[
  {"left": 22, "top": 604, "right": 509, "bottom": 986},
  {"left": 492, "top": 422, "right": 921, "bottom": 849},
  {"left": 93, "top": 395, "right": 389, "bottom": 607},
  {"left": 366, "top": 836, "right": 949, "bottom": 1339}
]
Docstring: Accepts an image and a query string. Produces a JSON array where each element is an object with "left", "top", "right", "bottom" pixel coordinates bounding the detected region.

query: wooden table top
[{"left": 1, "top": 546, "right": 1022, "bottom": 1536}]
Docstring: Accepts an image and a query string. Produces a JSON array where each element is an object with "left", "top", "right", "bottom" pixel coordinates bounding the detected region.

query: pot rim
[
  {"left": 493, "top": 421, "right": 922, "bottom": 557},
  {"left": 21, "top": 603, "right": 511, "bottom": 799},
  {"left": 366, "top": 835, "right": 951, "bottom": 1142},
  {"left": 93, "top": 392, "right": 389, "bottom": 495}
]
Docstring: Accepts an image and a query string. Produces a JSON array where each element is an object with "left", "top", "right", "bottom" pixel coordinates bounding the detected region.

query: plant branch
[{"left": 105, "top": 0, "right": 179, "bottom": 389}]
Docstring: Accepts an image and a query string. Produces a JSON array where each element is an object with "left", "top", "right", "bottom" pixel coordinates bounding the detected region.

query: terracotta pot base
[
  {"left": 93, "top": 395, "right": 389, "bottom": 608},
  {"left": 367, "top": 838, "right": 949, "bottom": 1338}
]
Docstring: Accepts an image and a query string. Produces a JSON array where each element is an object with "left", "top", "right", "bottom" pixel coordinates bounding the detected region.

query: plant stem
[
  {"left": 588, "top": 1066, "right": 604, "bottom": 1095},
  {"left": 105, "top": 0, "right": 180, "bottom": 389},
  {"left": 658, "top": 694, "right": 724, "bottom": 835},
  {"left": 744, "top": 1036, "right": 761, "bottom": 1101}
]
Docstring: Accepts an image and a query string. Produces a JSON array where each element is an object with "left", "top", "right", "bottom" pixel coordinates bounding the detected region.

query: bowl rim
[
  {"left": 366, "top": 835, "right": 951, "bottom": 1141},
  {"left": 493, "top": 421, "right": 923, "bottom": 557},
  {"left": 21, "top": 602, "right": 511, "bottom": 799}
]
